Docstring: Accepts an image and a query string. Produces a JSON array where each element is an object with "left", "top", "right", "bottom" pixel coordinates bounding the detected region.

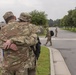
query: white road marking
[{"left": 40, "top": 37, "right": 76, "bottom": 40}]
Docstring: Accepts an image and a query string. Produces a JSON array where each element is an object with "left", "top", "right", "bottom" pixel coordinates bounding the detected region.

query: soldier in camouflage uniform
[
  {"left": 0, "top": 11, "right": 38, "bottom": 75},
  {"left": 18, "top": 12, "right": 38, "bottom": 75},
  {"left": 44, "top": 28, "right": 52, "bottom": 46}
]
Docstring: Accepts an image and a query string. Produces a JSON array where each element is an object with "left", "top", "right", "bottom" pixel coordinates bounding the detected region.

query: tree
[
  {"left": 30, "top": 10, "right": 48, "bottom": 27},
  {"left": 60, "top": 9, "right": 74, "bottom": 28},
  {"left": 71, "top": 9, "right": 76, "bottom": 27},
  {"left": 48, "top": 19, "right": 53, "bottom": 27},
  {"left": 53, "top": 19, "right": 60, "bottom": 27}
]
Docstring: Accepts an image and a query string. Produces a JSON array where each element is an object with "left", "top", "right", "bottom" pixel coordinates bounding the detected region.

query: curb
[
  {"left": 48, "top": 47, "right": 71, "bottom": 75},
  {"left": 48, "top": 47, "right": 55, "bottom": 75}
]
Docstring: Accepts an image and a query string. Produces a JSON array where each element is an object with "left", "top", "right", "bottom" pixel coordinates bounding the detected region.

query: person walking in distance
[
  {"left": 55, "top": 27, "right": 58, "bottom": 37},
  {"left": 44, "top": 28, "right": 52, "bottom": 46}
]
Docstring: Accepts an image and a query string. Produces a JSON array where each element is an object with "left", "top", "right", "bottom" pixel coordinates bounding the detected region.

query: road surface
[{"left": 40, "top": 27, "right": 76, "bottom": 75}]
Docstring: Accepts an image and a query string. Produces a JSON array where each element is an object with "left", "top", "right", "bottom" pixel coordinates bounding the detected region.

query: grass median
[{"left": 36, "top": 46, "right": 50, "bottom": 75}]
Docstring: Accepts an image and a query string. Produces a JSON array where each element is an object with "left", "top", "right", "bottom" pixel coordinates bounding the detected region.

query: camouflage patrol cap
[
  {"left": 19, "top": 12, "right": 31, "bottom": 22},
  {"left": 3, "top": 11, "right": 15, "bottom": 20}
]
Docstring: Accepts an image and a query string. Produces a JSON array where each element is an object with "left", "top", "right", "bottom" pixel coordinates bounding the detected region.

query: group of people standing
[{"left": 0, "top": 11, "right": 41, "bottom": 75}]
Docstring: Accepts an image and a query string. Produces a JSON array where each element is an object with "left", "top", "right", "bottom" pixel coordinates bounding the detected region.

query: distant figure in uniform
[
  {"left": 44, "top": 28, "right": 52, "bottom": 46},
  {"left": 0, "top": 11, "right": 38, "bottom": 75},
  {"left": 55, "top": 27, "right": 58, "bottom": 37}
]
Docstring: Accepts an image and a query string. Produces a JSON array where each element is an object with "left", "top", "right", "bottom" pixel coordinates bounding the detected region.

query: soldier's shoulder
[
  {"left": 1, "top": 22, "right": 19, "bottom": 32},
  {"left": 28, "top": 24, "right": 38, "bottom": 28},
  {"left": 29, "top": 23, "right": 35, "bottom": 26},
  {"left": 8, "top": 21, "right": 19, "bottom": 26},
  {"left": 8, "top": 22, "right": 19, "bottom": 27}
]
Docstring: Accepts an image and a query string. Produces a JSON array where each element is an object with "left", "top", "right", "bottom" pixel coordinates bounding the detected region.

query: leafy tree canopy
[{"left": 30, "top": 10, "right": 48, "bottom": 27}]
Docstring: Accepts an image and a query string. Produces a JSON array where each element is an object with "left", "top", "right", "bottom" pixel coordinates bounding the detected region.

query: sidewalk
[{"left": 48, "top": 47, "right": 71, "bottom": 75}]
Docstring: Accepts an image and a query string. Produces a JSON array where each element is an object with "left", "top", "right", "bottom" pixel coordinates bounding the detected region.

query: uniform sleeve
[
  {"left": 24, "top": 34, "right": 38, "bottom": 45},
  {"left": 10, "top": 36, "right": 25, "bottom": 44},
  {"left": 28, "top": 24, "right": 39, "bottom": 34},
  {"left": 0, "top": 26, "right": 8, "bottom": 47},
  {"left": 10, "top": 34, "right": 38, "bottom": 46}
]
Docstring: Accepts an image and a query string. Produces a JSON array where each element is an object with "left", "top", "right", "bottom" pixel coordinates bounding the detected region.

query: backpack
[
  {"left": 50, "top": 30, "right": 54, "bottom": 36},
  {"left": 30, "top": 37, "right": 41, "bottom": 60},
  {"left": 35, "top": 37, "right": 41, "bottom": 60}
]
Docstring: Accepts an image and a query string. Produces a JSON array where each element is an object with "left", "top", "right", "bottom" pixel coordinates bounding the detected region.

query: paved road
[{"left": 40, "top": 27, "right": 76, "bottom": 75}]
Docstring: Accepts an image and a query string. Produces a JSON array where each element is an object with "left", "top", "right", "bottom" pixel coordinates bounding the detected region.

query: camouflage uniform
[
  {"left": 45, "top": 29, "right": 52, "bottom": 46},
  {"left": 0, "top": 12, "right": 38, "bottom": 75},
  {"left": 55, "top": 27, "right": 58, "bottom": 37},
  {"left": 18, "top": 12, "right": 38, "bottom": 75}
]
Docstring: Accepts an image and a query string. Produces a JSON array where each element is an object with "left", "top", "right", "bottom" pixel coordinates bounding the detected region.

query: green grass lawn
[
  {"left": 62, "top": 27, "right": 76, "bottom": 32},
  {"left": 36, "top": 46, "right": 50, "bottom": 75}
]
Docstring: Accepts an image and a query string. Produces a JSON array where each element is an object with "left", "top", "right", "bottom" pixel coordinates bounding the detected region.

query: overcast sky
[{"left": 0, "top": 0, "right": 76, "bottom": 21}]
